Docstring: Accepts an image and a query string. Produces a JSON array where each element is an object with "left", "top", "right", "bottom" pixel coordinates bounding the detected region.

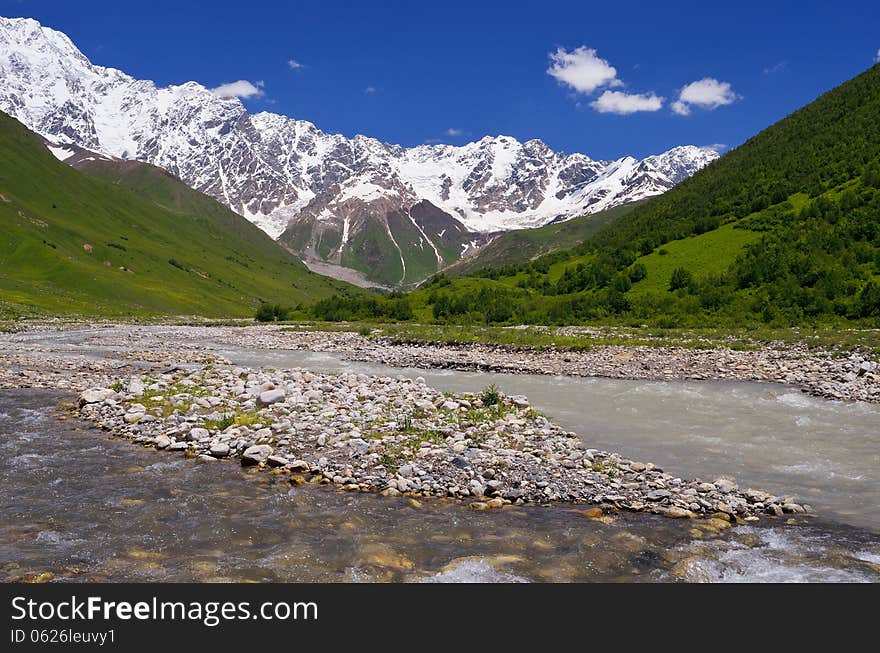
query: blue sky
[{"left": 5, "top": 0, "right": 880, "bottom": 159}]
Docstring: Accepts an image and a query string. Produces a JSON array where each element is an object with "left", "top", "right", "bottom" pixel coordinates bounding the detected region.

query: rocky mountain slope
[{"left": 0, "top": 16, "right": 718, "bottom": 286}]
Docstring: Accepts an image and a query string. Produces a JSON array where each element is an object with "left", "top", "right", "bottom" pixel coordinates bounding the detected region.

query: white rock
[
  {"left": 257, "top": 388, "right": 286, "bottom": 405},
  {"left": 79, "top": 388, "right": 114, "bottom": 405},
  {"left": 242, "top": 444, "right": 273, "bottom": 465},
  {"left": 210, "top": 443, "right": 230, "bottom": 457},
  {"left": 188, "top": 427, "right": 209, "bottom": 441}
]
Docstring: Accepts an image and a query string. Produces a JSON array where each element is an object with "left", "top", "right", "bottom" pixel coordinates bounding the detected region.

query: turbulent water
[
  {"left": 0, "top": 385, "right": 877, "bottom": 583},
  {"left": 1, "top": 330, "right": 878, "bottom": 582},
  {"left": 217, "top": 346, "right": 880, "bottom": 532}
]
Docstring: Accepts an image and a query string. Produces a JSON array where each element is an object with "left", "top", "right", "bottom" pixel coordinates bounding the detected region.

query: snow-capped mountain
[{"left": 0, "top": 16, "right": 718, "bottom": 286}]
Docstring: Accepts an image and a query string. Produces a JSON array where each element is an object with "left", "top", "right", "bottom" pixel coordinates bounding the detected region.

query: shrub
[
  {"left": 480, "top": 384, "right": 501, "bottom": 406},
  {"left": 669, "top": 267, "right": 695, "bottom": 292},
  {"left": 255, "top": 303, "right": 288, "bottom": 322}
]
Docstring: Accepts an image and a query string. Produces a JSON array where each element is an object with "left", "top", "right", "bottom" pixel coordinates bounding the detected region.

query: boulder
[
  {"left": 79, "top": 388, "right": 115, "bottom": 406},
  {"left": 209, "top": 443, "right": 230, "bottom": 457},
  {"left": 257, "top": 389, "right": 286, "bottom": 406},
  {"left": 241, "top": 444, "right": 273, "bottom": 466}
]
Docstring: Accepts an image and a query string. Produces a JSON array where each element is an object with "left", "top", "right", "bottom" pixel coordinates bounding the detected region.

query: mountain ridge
[{"left": 0, "top": 15, "right": 717, "bottom": 286}]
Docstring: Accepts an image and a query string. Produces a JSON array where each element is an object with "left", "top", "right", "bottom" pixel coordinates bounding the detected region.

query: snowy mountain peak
[{"left": 0, "top": 16, "right": 719, "bottom": 285}]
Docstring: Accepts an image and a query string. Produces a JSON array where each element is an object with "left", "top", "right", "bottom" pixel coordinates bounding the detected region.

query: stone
[
  {"left": 257, "top": 389, "right": 286, "bottom": 406},
  {"left": 168, "top": 442, "right": 188, "bottom": 451},
  {"left": 745, "top": 488, "right": 771, "bottom": 503},
  {"left": 469, "top": 480, "right": 486, "bottom": 497},
  {"left": 267, "top": 455, "right": 289, "bottom": 468},
  {"left": 79, "top": 388, "right": 115, "bottom": 405},
  {"left": 123, "top": 411, "right": 144, "bottom": 424},
  {"left": 713, "top": 478, "right": 738, "bottom": 493},
  {"left": 288, "top": 460, "right": 310, "bottom": 472},
  {"left": 241, "top": 444, "right": 273, "bottom": 466},
  {"left": 155, "top": 435, "right": 171, "bottom": 449},
  {"left": 357, "top": 544, "right": 414, "bottom": 571},
  {"left": 188, "top": 427, "right": 209, "bottom": 441},
  {"left": 345, "top": 438, "right": 369, "bottom": 455},
  {"left": 486, "top": 497, "right": 505, "bottom": 509},
  {"left": 782, "top": 502, "right": 805, "bottom": 514},
  {"left": 209, "top": 443, "right": 230, "bottom": 457},
  {"left": 646, "top": 489, "right": 672, "bottom": 501},
  {"left": 663, "top": 507, "right": 695, "bottom": 519},
  {"left": 714, "top": 501, "right": 735, "bottom": 515}
]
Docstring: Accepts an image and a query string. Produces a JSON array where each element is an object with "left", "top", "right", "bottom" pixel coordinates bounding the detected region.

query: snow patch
[{"left": 46, "top": 144, "right": 74, "bottom": 161}]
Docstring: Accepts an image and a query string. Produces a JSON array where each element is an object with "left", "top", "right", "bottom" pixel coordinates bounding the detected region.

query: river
[{"left": 0, "top": 329, "right": 878, "bottom": 582}]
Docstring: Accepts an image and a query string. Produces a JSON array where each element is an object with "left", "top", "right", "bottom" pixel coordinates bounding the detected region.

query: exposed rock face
[{"left": 0, "top": 17, "right": 718, "bottom": 285}]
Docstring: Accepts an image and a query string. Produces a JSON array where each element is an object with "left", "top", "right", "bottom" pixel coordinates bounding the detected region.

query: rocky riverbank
[
  {"left": 234, "top": 328, "right": 880, "bottom": 404},
  {"left": 1, "top": 323, "right": 877, "bottom": 403},
  {"left": 75, "top": 365, "right": 809, "bottom": 521}
]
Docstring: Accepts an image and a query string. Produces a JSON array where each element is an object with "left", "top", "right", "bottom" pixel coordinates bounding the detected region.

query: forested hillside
[{"left": 307, "top": 64, "right": 880, "bottom": 327}]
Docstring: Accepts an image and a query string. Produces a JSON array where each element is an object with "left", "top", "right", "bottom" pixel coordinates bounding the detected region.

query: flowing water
[{"left": 0, "top": 330, "right": 878, "bottom": 582}]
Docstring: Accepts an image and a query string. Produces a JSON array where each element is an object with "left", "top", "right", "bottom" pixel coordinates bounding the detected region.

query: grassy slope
[
  {"left": 0, "top": 112, "right": 354, "bottom": 318},
  {"left": 381, "top": 64, "right": 880, "bottom": 328},
  {"left": 445, "top": 201, "right": 641, "bottom": 276},
  {"left": 628, "top": 224, "right": 762, "bottom": 297}
]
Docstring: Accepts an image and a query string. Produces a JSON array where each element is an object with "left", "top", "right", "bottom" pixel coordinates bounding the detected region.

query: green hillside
[
  {"left": 444, "top": 201, "right": 641, "bottom": 277},
  {"left": 310, "top": 64, "right": 880, "bottom": 327},
  {"left": 0, "top": 112, "right": 354, "bottom": 318}
]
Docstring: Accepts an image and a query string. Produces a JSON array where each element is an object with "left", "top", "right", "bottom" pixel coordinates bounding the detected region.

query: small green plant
[
  {"left": 379, "top": 454, "right": 399, "bottom": 473},
  {"left": 591, "top": 462, "right": 617, "bottom": 478},
  {"left": 110, "top": 381, "right": 124, "bottom": 392},
  {"left": 357, "top": 326, "right": 372, "bottom": 337},
  {"left": 204, "top": 410, "right": 261, "bottom": 430},
  {"left": 204, "top": 413, "right": 236, "bottom": 430},
  {"left": 480, "top": 384, "right": 501, "bottom": 406}
]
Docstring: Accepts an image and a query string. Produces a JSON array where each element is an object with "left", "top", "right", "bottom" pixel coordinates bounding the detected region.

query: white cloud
[
  {"left": 875, "top": 48, "right": 880, "bottom": 63},
  {"left": 763, "top": 61, "right": 787, "bottom": 75},
  {"left": 547, "top": 46, "right": 622, "bottom": 94},
  {"left": 364, "top": 86, "right": 378, "bottom": 94},
  {"left": 287, "top": 59, "right": 304, "bottom": 70},
  {"left": 590, "top": 90, "right": 664, "bottom": 115},
  {"left": 670, "top": 100, "right": 691, "bottom": 116},
  {"left": 445, "top": 128, "right": 464, "bottom": 136},
  {"left": 211, "top": 80, "right": 265, "bottom": 99},
  {"left": 672, "top": 78, "right": 738, "bottom": 115}
]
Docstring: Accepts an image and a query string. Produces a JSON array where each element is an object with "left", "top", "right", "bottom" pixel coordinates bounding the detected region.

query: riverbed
[{"left": 0, "top": 325, "right": 878, "bottom": 582}]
